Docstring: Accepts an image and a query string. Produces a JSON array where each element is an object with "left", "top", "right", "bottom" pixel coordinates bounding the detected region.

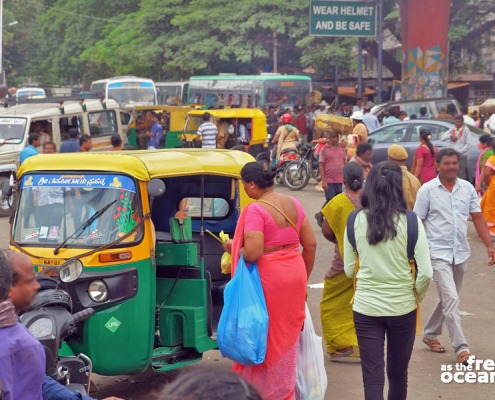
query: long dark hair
[
  {"left": 241, "top": 161, "right": 276, "bottom": 188},
  {"left": 343, "top": 162, "right": 364, "bottom": 192},
  {"left": 154, "top": 367, "right": 261, "bottom": 400},
  {"left": 419, "top": 129, "right": 435, "bottom": 157},
  {"left": 361, "top": 162, "right": 406, "bottom": 244}
]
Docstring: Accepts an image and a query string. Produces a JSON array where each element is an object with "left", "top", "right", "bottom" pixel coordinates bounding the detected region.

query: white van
[
  {"left": 16, "top": 87, "right": 47, "bottom": 101},
  {"left": 0, "top": 98, "right": 127, "bottom": 216}
]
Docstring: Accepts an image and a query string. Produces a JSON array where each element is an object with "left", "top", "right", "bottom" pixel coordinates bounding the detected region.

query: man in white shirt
[
  {"left": 441, "top": 114, "right": 471, "bottom": 180},
  {"left": 414, "top": 148, "right": 495, "bottom": 365},
  {"left": 196, "top": 112, "right": 218, "bottom": 149}
]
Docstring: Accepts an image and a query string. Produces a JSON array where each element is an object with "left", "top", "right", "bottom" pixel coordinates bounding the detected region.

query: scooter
[{"left": 21, "top": 259, "right": 94, "bottom": 396}]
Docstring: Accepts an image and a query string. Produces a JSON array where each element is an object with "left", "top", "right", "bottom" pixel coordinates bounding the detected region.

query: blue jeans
[
  {"left": 324, "top": 183, "right": 343, "bottom": 202},
  {"left": 353, "top": 310, "right": 416, "bottom": 400}
]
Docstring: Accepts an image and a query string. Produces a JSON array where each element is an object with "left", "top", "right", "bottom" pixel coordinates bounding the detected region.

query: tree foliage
[{"left": 2, "top": 0, "right": 494, "bottom": 86}]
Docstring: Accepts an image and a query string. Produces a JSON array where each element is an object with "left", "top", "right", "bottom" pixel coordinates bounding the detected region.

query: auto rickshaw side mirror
[
  {"left": 59, "top": 258, "right": 84, "bottom": 283},
  {"left": 147, "top": 179, "right": 166, "bottom": 199},
  {"left": 1, "top": 180, "right": 12, "bottom": 198}
]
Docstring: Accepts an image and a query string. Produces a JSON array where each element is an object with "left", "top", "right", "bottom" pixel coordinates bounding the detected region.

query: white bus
[
  {"left": 156, "top": 81, "right": 188, "bottom": 105},
  {"left": 90, "top": 76, "right": 157, "bottom": 107}
]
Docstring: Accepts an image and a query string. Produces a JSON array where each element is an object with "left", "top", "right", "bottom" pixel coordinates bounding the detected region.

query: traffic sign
[{"left": 310, "top": 1, "right": 377, "bottom": 37}]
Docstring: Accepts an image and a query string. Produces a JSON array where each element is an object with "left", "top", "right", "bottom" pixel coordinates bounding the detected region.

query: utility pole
[
  {"left": 377, "top": 0, "right": 383, "bottom": 103},
  {"left": 0, "top": 0, "right": 4, "bottom": 85},
  {"left": 273, "top": 32, "right": 278, "bottom": 73},
  {"left": 357, "top": 38, "right": 363, "bottom": 99}
]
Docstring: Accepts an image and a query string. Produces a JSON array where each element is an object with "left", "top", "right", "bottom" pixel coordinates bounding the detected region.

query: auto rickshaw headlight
[{"left": 88, "top": 280, "right": 108, "bottom": 303}]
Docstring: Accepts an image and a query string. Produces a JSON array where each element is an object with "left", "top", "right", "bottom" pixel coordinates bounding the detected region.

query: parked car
[
  {"left": 367, "top": 120, "right": 489, "bottom": 183},
  {"left": 371, "top": 98, "right": 461, "bottom": 121}
]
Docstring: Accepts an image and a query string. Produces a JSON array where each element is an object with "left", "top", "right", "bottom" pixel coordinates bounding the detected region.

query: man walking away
[
  {"left": 60, "top": 128, "right": 80, "bottom": 153},
  {"left": 414, "top": 148, "right": 495, "bottom": 365},
  {"left": 146, "top": 113, "right": 164, "bottom": 150},
  {"left": 197, "top": 112, "right": 218, "bottom": 149},
  {"left": 315, "top": 131, "right": 347, "bottom": 226},
  {"left": 387, "top": 144, "right": 421, "bottom": 210},
  {"left": 418, "top": 107, "right": 428, "bottom": 119},
  {"left": 441, "top": 115, "right": 471, "bottom": 180},
  {"left": 362, "top": 105, "right": 381, "bottom": 133},
  {"left": 79, "top": 134, "right": 93, "bottom": 152}
]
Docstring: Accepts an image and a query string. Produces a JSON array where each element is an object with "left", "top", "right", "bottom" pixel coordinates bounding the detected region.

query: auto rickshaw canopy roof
[
  {"left": 18, "top": 149, "right": 255, "bottom": 181},
  {"left": 187, "top": 108, "right": 266, "bottom": 119}
]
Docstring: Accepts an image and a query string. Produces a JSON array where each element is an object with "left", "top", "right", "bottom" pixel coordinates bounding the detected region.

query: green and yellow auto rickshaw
[
  {"left": 183, "top": 108, "right": 269, "bottom": 156},
  {"left": 8, "top": 149, "right": 254, "bottom": 375},
  {"left": 127, "top": 105, "right": 198, "bottom": 149}
]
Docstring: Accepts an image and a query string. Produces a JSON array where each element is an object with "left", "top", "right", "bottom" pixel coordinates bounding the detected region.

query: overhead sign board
[{"left": 310, "top": 1, "right": 377, "bottom": 37}]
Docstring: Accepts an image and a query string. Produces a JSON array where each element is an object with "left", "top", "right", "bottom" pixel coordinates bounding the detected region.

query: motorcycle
[
  {"left": 274, "top": 146, "right": 301, "bottom": 184},
  {"left": 282, "top": 143, "right": 320, "bottom": 191},
  {"left": 21, "top": 259, "right": 94, "bottom": 396}
]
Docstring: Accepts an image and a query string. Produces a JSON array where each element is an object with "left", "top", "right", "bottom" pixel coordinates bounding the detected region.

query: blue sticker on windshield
[{"left": 20, "top": 174, "right": 136, "bottom": 193}]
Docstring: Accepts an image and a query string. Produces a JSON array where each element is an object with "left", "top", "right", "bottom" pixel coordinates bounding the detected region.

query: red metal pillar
[{"left": 399, "top": 0, "right": 451, "bottom": 99}]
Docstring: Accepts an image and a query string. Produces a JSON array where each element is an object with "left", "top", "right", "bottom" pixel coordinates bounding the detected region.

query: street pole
[
  {"left": 334, "top": 65, "right": 339, "bottom": 107},
  {"left": 357, "top": 38, "right": 363, "bottom": 99},
  {"left": 273, "top": 32, "right": 278, "bottom": 73},
  {"left": 0, "top": 0, "right": 3, "bottom": 85},
  {"left": 377, "top": 0, "right": 383, "bottom": 103}
]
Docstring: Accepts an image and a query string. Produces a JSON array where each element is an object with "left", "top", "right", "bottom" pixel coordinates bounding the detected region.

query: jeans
[
  {"left": 423, "top": 259, "right": 468, "bottom": 354},
  {"left": 354, "top": 310, "right": 417, "bottom": 400},
  {"left": 324, "top": 183, "right": 343, "bottom": 202}
]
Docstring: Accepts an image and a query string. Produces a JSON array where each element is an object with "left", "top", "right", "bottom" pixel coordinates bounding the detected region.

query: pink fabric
[
  {"left": 319, "top": 145, "right": 346, "bottom": 183},
  {"left": 230, "top": 204, "right": 307, "bottom": 400},
  {"left": 415, "top": 145, "right": 437, "bottom": 183},
  {"left": 244, "top": 201, "right": 305, "bottom": 247}
]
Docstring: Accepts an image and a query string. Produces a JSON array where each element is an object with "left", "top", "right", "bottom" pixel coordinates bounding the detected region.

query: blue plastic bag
[{"left": 217, "top": 255, "right": 268, "bottom": 365}]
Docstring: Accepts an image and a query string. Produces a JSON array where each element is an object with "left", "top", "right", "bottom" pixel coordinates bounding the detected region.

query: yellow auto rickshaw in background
[
  {"left": 8, "top": 149, "right": 254, "bottom": 376},
  {"left": 183, "top": 108, "right": 269, "bottom": 156},
  {"left": 127, "top": 105, "right": 199, "bottom": 149}
]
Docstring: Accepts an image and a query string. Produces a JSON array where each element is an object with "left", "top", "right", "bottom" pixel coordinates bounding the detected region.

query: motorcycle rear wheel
[{"left": 283, "top": 161, "right": 310, "bottom": 191}]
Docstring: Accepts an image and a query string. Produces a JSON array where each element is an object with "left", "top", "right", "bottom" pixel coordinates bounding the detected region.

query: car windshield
[
  {"left": 0, "top": 117, "right": 26, "bottom": 143},
  {"left": 13, "top": 173, "right": 142, "bottom": 248}
]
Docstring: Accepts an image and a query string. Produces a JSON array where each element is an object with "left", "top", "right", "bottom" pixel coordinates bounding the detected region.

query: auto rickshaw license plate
[{"left": 38, "top": 259, "right": 63, "bottom": 266}]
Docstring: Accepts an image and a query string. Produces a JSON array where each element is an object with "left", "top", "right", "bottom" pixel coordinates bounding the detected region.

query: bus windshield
[
  {"left": 90, "top": 78, "right": 157, "bottom": 107},
  {"left": 13, "top": 173, "right": 143, "bottom": 248}
]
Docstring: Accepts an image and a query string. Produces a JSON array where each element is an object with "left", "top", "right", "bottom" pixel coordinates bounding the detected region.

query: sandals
[
  {"left": 422, "top": 337, "right": 446, "bottom": 353},
  {"left": 457, "top": 351, "right": 471, "bottom": 365},
  {"left": 329, "top": 347, "right": 354, "bottom": 360}
]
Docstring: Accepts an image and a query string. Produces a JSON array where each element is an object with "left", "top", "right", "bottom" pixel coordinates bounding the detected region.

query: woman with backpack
[{"left": 344, "top": 161, "right": 433, "bottom": 400}]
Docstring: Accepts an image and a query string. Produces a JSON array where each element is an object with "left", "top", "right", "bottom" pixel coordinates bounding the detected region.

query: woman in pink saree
[{"left": 224, "top": 161, "right": 316, "bottom": 400}]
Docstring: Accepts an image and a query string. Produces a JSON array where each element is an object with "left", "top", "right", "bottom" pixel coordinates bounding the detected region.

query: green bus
[{"left": 187, "top": 74, "right": 312, "bottom": 108}]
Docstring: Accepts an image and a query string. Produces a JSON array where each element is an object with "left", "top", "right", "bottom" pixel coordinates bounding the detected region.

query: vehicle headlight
[
  {"left": 88, "top": 280, "right": 108, "bottom": 302},
  {"left": 28, "top": 317, "right": 53, "bottom": 339}
]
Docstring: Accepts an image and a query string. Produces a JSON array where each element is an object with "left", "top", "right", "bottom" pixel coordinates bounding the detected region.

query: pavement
[{"left": 2, "top": 183, "right": 495, "bottom": 399}]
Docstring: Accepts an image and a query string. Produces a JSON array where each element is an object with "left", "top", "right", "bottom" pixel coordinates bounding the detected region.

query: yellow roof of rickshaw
[
  {"left": 18, "top": 149, "right": 256, "bottom": 181},
  {"left": 132, "top": 105, "right": 199, "bottom": 113},
  {"left": 187, "top": 108, "right": 266, "bottom": 119}
]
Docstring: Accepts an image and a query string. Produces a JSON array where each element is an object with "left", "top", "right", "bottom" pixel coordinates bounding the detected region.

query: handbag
[
  {"left": 217, "top": 255, "right": 268, "bottom": 365},
  {"left": 295, "top": 303, "right": 328, "bottom": 400}
]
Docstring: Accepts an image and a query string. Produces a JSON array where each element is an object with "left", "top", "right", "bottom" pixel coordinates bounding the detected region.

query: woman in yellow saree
[
  {"left": 320, "top": 162, "right": 364, "bottom": 359},
  {"left": 480, "top": 155, "right": 495, "bottom": 236}
]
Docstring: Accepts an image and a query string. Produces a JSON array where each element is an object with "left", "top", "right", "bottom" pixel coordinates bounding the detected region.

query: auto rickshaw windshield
[{"left": 13, "top": 173, "right": 143, "bottom": 248}]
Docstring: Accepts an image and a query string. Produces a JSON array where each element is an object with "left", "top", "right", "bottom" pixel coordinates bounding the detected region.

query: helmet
[{"left": 281, "top": 113, "right": 293, "bottom": 124}]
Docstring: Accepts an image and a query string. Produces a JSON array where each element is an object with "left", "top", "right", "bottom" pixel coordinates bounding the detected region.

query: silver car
[{"left": 367, "top": 120, "right": 489, "bottom": 183}]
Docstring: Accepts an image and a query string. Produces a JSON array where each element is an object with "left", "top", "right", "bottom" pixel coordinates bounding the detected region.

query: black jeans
[
  {"left": 353, "top": 310, "right": 417, "bottom": 400},
  {"left": 324, "top": 182, "right": 343, "bottom": 202}
]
